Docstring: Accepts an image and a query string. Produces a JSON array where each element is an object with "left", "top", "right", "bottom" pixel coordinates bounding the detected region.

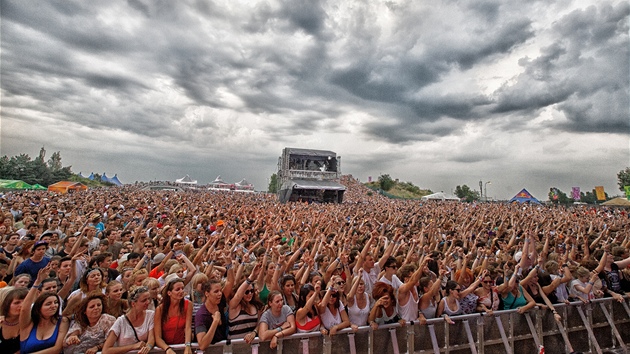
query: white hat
[{"left": 514, "top": 251, "right": 522, "bottom": 262}]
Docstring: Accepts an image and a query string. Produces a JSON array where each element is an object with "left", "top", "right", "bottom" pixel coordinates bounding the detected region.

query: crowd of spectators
[{"left": 0, "top": 175, "right": 628, "bottom": 353}]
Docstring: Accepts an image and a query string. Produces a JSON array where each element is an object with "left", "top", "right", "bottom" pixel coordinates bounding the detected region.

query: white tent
[
  {"left": 421, "top": 192, "right": 460, "bottom": 201},
  {"left": 175, "top": 175, "right": 197, "bottom": 185}
]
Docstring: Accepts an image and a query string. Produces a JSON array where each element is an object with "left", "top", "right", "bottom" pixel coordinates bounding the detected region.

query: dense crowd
[{"left": 0, "top": 175, "right": 628, "bottom": 354}]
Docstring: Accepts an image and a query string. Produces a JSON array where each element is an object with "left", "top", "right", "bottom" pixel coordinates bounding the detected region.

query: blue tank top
[
  {"left": 503, "top": 285, "right": 528, "bottom": 310},
  {"left": 20, "top": 318, "right": 61, "bottom": 353}
]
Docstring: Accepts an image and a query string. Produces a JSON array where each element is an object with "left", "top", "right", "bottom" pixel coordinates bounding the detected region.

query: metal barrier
[{"left": 141, "top": 296, "right": 629, "bottom": 354}]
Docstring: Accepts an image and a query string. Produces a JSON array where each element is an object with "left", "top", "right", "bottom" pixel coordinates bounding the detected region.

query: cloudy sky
[{"left": 1, "top": 0, "right": 628, "bottom": 199}]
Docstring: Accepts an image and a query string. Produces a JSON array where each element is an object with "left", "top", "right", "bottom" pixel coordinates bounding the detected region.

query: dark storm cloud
[
  {"left": 444, "top": 18, "right": 534, "bottom": 70},
  {"left": 492, "top": 2, "right": 630, "bottom": 133},
  {"left": 2, "top": 1, "right": 133, "bottom": 54},
  {"left": 467, "top": 0, "right": 501, "bottom": 23},
  {"left": 279, "top": 0, "right": 327, "bottom": 36},
  {"left": 325, "top": 9, "right": 534, "bottom": 143}
]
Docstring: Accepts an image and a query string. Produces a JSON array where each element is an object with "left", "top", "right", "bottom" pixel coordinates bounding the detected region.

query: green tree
[
  {"left": 617, "top": 167, "right": 630, "bottom": 191},
  {"left": 378, "top": 174, "right": 395, "bottom": 191},
  {"left": 47, "top": 151, "right": 63, "bottom": 171},
  {"left": 579, "top": 189, "right": 609, "bottom": 204},
  {"left": 268, "top": 173, "right": 278, "bottom": 193},
  {"left": 455, "top": 185, "right": 480, "bottom": 202},
  {"left": 548, "top": 187, "right": 570, "bottom": 204}
]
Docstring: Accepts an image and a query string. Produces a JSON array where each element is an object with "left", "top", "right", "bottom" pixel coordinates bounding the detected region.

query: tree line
[{"left": 0, "top": 150, "right": 73, "bottom": 187}]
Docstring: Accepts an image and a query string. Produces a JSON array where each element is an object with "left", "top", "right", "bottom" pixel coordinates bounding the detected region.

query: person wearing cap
[
  {"left": 210, "top": 220, "right": 225, "bottom": 236},
  {"left": 14, "top": 240, "right": 51, "bottom": 287},
  {"left": 91, "top": 214, "right": 105, "bottom": 234}
]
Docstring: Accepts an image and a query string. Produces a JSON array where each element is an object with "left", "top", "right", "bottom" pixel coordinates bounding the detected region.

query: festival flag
[
  {"left": 595, "top": 186, "right": 606, "bottom": 201},
  {"left": 572, "top": 187, "right": 580, "bottom": 200},
  {"left": 624, "top": 186, "right": 630, "bottom": 200}
]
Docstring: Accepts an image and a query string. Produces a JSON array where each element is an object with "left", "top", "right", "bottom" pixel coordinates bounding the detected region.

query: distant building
[
  {"left": 208, "top": 176, "right": 254, "bottom": 192},
  {"left": 277, "top": 148, "right": 345, "bottom": 203}
]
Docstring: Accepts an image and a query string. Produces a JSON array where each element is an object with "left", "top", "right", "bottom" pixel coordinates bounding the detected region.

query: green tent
[
  {"left": 31, "top": 184, "right": 47, "bottom": 190},
  {"left": 0, "top": 179, "right": 33, "bottom": 189}
]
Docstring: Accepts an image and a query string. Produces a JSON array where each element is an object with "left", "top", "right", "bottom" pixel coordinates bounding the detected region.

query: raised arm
[{"left": 20, "top": 266, "right": 50, "bottom": 331}]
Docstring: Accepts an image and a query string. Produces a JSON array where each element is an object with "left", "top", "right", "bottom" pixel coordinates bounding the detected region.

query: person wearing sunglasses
[
  {"left": 228, "top": 264, "right": 263, "bottom": 343},
  {"left": 316, "top": 279, "right": 351, "bottom": 336},
  {"left": 378, "top": 257, "right": 403, "bottom": 292},
  {"left": 475, "top": 271, "right": 503, "bottom": 315},
  {"left": 437, "top": 275, "right": 484, "bottom": 320},
  {"left": 295, "top": 283, "right": 324, "bottom": 334}
]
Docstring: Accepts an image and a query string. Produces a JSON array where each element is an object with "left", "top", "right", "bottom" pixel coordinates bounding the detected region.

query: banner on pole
[
  {"left": 595, "top": 186, "right": 606, "bottom": 201},
  {"left": 571, "top": 187, "right": 580, "bottom": 200}
]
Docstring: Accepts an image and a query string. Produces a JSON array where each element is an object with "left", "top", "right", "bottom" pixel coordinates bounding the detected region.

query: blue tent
[
  {"left": 88, "top": 173, "right": 95, "bottom": 180},
  {"left": 509, "top": 189, "right": 541, "bottom": 204},
  {"left": 109, "top": 174, "right": 123, "bottom": 186}
]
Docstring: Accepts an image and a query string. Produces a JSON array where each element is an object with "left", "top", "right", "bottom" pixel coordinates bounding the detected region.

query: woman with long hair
[
  {"left": 317, "top": 280, "right": 351, "bottom": 335},
  {"left": 500, "top": 265, "right": 537, "bottom": 313},
  {"left": 419, "top": 268, "right": 448, "bottom": 322},
  {"left": 195, "top": 279, "right": 229, "bottom": 351},
  {"left": 475, "top": 271, "right": 502, "bottom": 314},
  {"left": 102, "top": 286, "right": 155, "bottom": 354},
  {"left": 154, "top": 278, "right": 193, "bottom": 354},
  {"left": 69, "top": 268, "right": 107, "bottom": 301},
  {"left": 65, "top": 267, "right": 107, "bottom": 316},
  {"left": 142, "top": 277, "right": 160, "bottom": 311},
  {"left": 346, "top": 270, "right": 370, "bottom": 327},
  {"left": 278, "top": 274, "right": 298, "bottom": 311},
  {"left": 63, "top": 292, "right": 116, "bottom": 354},
  {"left": 104, "top": 280, "right": 129, "bottom": 318},
  {"left": 0, "top": 287, "right": 28, "bottom": 353},
  {"left": 295, "top": 283, "right": 323, "bottom": 334},
  {"left": 255, "top": 255, "right": 275, "bottom": 304},
  {"left": 258, "top": 290, "right": 296, "bottom": 349},
  {"left": 228, "top": 265, "right": 263, "bottom": 342},
  {"left": 186, "top": 273, "right": 208, "bottom": 326},
  {"left": 437, "top": 271, "right": 485, "bottom": 317},
  {"left": 19, "top": 265, "right": 69, "bottom": 353}
]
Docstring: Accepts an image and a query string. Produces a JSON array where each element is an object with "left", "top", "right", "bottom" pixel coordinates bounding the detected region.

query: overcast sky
[{"left": 1, "top": 0, "right": 628, "bottom": 199}]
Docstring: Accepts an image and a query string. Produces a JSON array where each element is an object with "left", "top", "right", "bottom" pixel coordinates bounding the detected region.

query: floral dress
[{"left": 63, "top": 314, "right": 116, "bottom": 354}]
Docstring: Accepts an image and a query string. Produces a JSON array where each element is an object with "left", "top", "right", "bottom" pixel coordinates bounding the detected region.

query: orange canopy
[{"left": 47, "top": 181, "right": 88, "bottom": 194}]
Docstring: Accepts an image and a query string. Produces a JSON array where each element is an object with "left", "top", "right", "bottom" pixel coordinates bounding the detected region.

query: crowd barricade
[{"left": 141, "top": 296, "right": 629, "bottom": 354}]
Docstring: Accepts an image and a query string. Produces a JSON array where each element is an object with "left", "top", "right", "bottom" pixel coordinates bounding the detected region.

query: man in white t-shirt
[{"left": 378, "top": 256, "right": 403, "bottom": 292}]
